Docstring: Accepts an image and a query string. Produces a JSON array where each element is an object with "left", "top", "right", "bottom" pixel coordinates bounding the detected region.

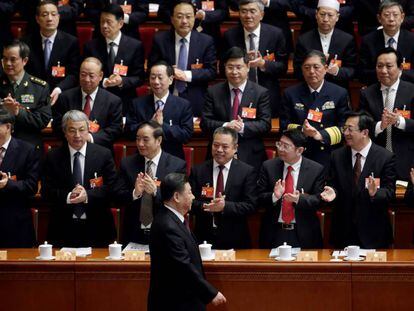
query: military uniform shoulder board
[{"left": 30, "top": 76, "right": 47, "bottom": 87}]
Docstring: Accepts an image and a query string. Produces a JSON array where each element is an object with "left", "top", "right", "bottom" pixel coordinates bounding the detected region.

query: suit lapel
[
  {"left": 62, "top": 144, "right": 75, "bottom": 187},
  {"left": 188, "top": 30, "right": 198, "bottom": 68},
  {"left": 296, "top": 158, "right": 308, "bottom": 191},
  {"left": 224, "top": 160, "right": 236, "bottom": 195},
  {"left": 314, "top": 29, "right": 324, "bottom": 51},
  {"left": 359, "top": 144, "right": 376, "bottom": 188},
  {"left": 115, "top": 34, "right": 127, "bottom": 65},
  {"left": 48, "top": 31, "right": 62, "bottom": 69},
  {"left": 240, "top": 81, "right": 255, "bottom": 109},
  {"left": 394, "top": 83, "right": 407, "bottom": 110},
  {"left": 222, "top": 83, "right": 232, "bottom": 119},
  {"left": 156, "top": 151, "right": 168, "bottom": 179},
  {"left": 168, "top": 31, "right": 176, "bottom": 65},
  {"left": 0, "top": 138, "right": 18, "bottom": 172},
  {"left": 84, "top": 143, "right": 95, "bottom": 188}
]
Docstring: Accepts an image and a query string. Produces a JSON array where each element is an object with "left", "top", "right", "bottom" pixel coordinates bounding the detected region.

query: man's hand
[
  {"left": 50, "top": 87, "right": 62, "bottom": 106},
  {"left": 2, "top": 94, "right": 20, "bottom": 116},
  {"left": 0, "top": 172, "right": 9, "bottom": 189},
  {"left": 104, "top": 74, "right": 123, "bottom": 87},
  {"left": 226, "top": 116, "right": 244, "bottom": 132},
  {"left": 69, "top": 185, "right": 87, "bottom": 204},
  {"left": 283, "top": 190, "right": 300, "bottom": 204},
  {"left": 195, "top": 9, "right": 205, "bottom": 20},
  {"left": 367, "top": 175, "right": 378, "bottom": 197},
  {"left": 380, "top": 108, "right": 394, "bottom": 129},
  {"left": 303, "top": 119, "right": 323, "bottom": 141},
  {"left": 173, "top": 68, "right": 187, "bottom": 81},
  {"left": 152, "top": 109, "right": 163, "bottom": 125},
  {"left": 142, "top": 173, "right": 157, "bottom": 195},
  {"left": 273, "top": 179, "right": 285, "bottom": 200},
  {"left": 320, "top": 186, "right": 336, "bottom": 202},
  {"left": 134, "top": 172, "right": 145, "bottom": 197},
  {"left": 410, "top": 167, "right": 414, "bottom": 185},
  {"left": 248, "top": 50, "right": 265, "bottom": 69},
  {"left": 211, "top": 291, "right": 227, "bottom": 306},
  {"left": 203, "top": 193, "right": 225, "bottom": 212},
  {"left": 327, "top": 62, "right": 339, "bottom": 76}
]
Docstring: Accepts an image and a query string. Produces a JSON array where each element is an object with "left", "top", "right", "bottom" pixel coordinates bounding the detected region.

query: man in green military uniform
[{"left": 1, "top": 40, "right": 51, "bottom": 149}]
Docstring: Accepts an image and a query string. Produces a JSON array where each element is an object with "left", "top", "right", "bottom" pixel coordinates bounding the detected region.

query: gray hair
[
  {"left": 378, "top": 0, "right": 404, "bottom": 14},
  {"left": 62, "top": 110, "right": 89, "bottom": 132},
  {"left": 213, "top": 126, "right": 238, "bottom": 145},
  {"left": 239, "top": 0, "right": 264, "bottom": 12}
]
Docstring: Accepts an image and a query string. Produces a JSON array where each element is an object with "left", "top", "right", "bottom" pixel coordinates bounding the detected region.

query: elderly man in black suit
[
  {"left": 115, "top": 120, "right": 186, "bottom": 244},
  {"left": 126, "top": 61, "right": 193, "bottom": 160},
  {"left": 42, "top": 110, "right": 118, "bottom": 247},
  {"left": 223, "top": 0, "right": 287, "bottom": 117},
  {"left": 257, "top": 129, "right": 325, "bottom": 249},
  {"left": 148, "top": 172, "right": 226, "bottom": 311},
  {"left": 0, "top": 108, "right": 39, "bottom": 248},
  {"left": 360, "top": 48, "right": 414, "bottom": 181},
  {"left": 22, "top": 0, "right": 80, "bottom": 106},
  {"left": 190, "top": 127, "right": 257, "bottom": 249},
  {"left": 321, "top": 111, "right": 396, "bottom": 249},
  {"left": 83, "top": 4, "right": 145, "bottom": 114},
  {"left": 201, "top": 47, "right": 271, "bottom": 171},
  {"left": 294, "top": 0, "right": 357, "bottom": 90},
  {"left": 359, "top": 0, "right": 414, "bottom": 85},
  {"left": 53, "top": 57, "right": 122, "bottom": 150}
]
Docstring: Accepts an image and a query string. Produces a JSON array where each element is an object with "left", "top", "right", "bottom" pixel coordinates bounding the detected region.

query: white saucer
[
  {"left": 105, "top": 256, "right": 125, "bottom": 260},
  {"left": 330, "top": 258, "right": 343, "bottom": 262},
  {"left": 275, "top": 256, "right": 296, "bottom": 261},
  {"left": 343, "top": 256, "right": 364, "bottom": 261},
  {"left": 201, "top": 254, "right": 215, "bottom": 261},
  {"left": 36, "top": 256, "right": 55, "bottom": 260}
]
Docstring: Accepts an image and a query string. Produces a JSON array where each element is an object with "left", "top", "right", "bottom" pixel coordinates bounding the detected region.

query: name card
[
  {"left": 296, "top": 251, "right": 318, "bottom": 262},
  {"left": 366, "top": 251, "right": 387, "bottom": 262},
  {"left": 55, "top": 250, "right": 76, "bottom": 261},
  {"left": 0, "top": 250, "right": 7, "bottom": 260},
  {"left": 124, "top": 250, "right": 146, "bottom": 261},
  {"left": 215, "top": 250, "right": 236, "bottom": 261}
]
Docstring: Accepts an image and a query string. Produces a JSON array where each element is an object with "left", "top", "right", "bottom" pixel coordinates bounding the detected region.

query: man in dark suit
[
  {"left": 281, "top": 50, "right": 351, "bottom": 170},
  {"left": 359, "top": 0, "right": 414, "bottom": 85},
  {"left": 53, "top": 57, "right": 122, "bottom": 150},
  {"left": 22, "top": 0, "right": 80, "bottom": 105},
  {"left": 126, "top": 61, "right": 193, "bottom": 159},
  {"left": 148, "top": 0, "right": 217, "bottom": 117},
  {"left": 190, "top": 127, "right": 256, "bottom": 249},
  {"left": 294, "top": 0, "right": 357, "bottom": 90},
  {"left": 0, "top": 40, "right": 52, "bottom": 150},
  {"left": 201, "top": 47, "right": 271, "bottom": 171},
  {"left": 83, "top": 4, "right": 145, "bottom": 114},
  {"left": 42, "top": 110, "right": 117, "bottom": 247},
  {"left": 223, "top": 0, "right": 288, "bottom": 117},
  {"left": 257, "top": 129, "right": 324, "bottom": 248},
  {"left": 83, "top": 0, "right": 149, "bottom": 39},
  {"left": 115, "top": 120, "right": 186, "bottom": 244},
  {"left": 148, "top": 172, "right": 226, "bottom": 311},
  {"left": 360, "top": 48, "right": 414, "bottom": 181},
  {"left": 0, "top": 108, "right": 39, "bottom": 248},
  {"left": 321, "top": 111, "right": 396, "bottom": 248}
]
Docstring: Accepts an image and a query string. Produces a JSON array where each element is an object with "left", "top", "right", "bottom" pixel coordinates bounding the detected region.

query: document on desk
[
  {"left": 60, "top": 247, "right": 92, "bottom": 257},
  {"left": 122, "top": 242, "right": 149, "bottom": 254},
  {"left": 269, "top": 247, "right": 301, "bottom": 258},
  {"left": 332, "top": 249, "right": 376, "bottom": 257}
]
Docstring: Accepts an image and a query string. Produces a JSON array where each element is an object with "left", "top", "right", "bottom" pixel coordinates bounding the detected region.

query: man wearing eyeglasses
[
  {"left": 280, "top": 49, "right": 351, "bottom": 170},
  {"left": 294, "top": 0, "right": 357, "bottom": 90},
  {"left": 257, "top": 129, "right": 325, "bottom": 248},
  {"left": 359, "top": 47, "right": 414, "bottom": 181},
  {"left": 321, "top": 111, "right": 396, "bottom": 249},
  {"left": 359, "top": 0, "right": 414, "bottom": 85}
]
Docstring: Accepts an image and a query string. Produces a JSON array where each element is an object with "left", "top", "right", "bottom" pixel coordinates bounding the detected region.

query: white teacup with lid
[
  {"left": 278, "top": 242, "right": 292, "bottom": 260},
  {"left": 199, "top": 241, "right": 213, "bottom": 259},
  {"left": 108, "top": 241, "right": 123, "bottom": 259},
  {"left": 38, "top": 241, "right": 53, "bottom": 259}
]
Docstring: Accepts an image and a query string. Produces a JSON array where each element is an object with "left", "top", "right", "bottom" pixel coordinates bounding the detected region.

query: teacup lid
[
  {"left": 199, "top": 240, "right": 212, "bottom": 247},
  {"left": 39, "top": 241, "right": 52, "bottom": 248},
  {"left": 279, "top": 242, "right": 291, "bottom": 248},
  {"left": 109, "top": 241, "right": 122, "bottom": 247}
]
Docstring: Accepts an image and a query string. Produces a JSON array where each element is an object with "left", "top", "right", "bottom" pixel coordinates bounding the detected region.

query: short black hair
[
  {"left": 281, "top": 129, "right": 307, "bottom": 148},
  {"left": 303, "top": 50, "right": 327, "bottom": 66},
  {"left": 3, "top": 40, "right": 30, "bottom": 59},
  {"left": 346, "top": 111, "right": 375, "bottom": 137},
  {"left": 213, "top": 127, "right": 238, "bottom": 145},
  {"left": 36, "top": 0, "right": 58, "bottom": 15},
  {"left": 171, "top": 0, "right": 197, "bottom": 16},
  {"left": 378, "top": 0, "right": 404, "bottom": 14},
  {"left": 150, "top": 60, "right": 174, "bottom": 77},
  {"left": 376, "top": 47, "right": 403, "bottom": 68},
  {"left": 136, "top": 120, "right": 164, "bottom": 139},
  {"left": 101, "top": 4, "right": 124, "bottom": 21},
  {"left": 223, "top": 47, "right": 249, "bottom": 65},
  {"left": 0, "top": 107, "right": 15, "bottom": 126},
  {"left": 161, "top": 173, "right": 188, "bottom": 202}
]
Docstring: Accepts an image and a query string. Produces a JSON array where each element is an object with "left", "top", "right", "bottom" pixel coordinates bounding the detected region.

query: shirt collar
[
  {"left": 308, "top": 80, "right": 325, "bottom": 93},
  {"left": 154, "top": 93, "right": 169, "bottom": 105},
  {"left": 284, "top": 157, "right": 302, "bottom": 172},
  {"left": 10, "top": 71, "right": 26, "bottom": 85},
  {"left": 380, "top": 78, "right": 400, "bottom": 92},
  {"left": 318, "top": 29, "right": 334, "bottom": 39},
  {"left": 352, "top": 139, "right": 372, "bottom": 159},
  {"left": 164, "top": 204, "right": 185, "bottom": 223},
  {"left": 213, "top": 159, "right": 233, "bottom": 171},
  {"left": 383, "top": 30, "right": 400, "bottom": 45},
  {"left": 1, "top": 136, "right": 12, "bottom": 150},
  {"left": 41, "top": 30, "right": 58, "bottom": 44},
  {"left": 145, "top": 149, "right": 162, "bottom": 167},
  {"left": 244, "top": 23, "right": 261, "bottom": 40},
  {"left": 68, "top": 142, "right": 87, "bottom": 158},
  {"left": 228, "top": 80, "right": 247, "bottom": 93},
  {"left": 81, "top": 87, "right": 99, "bottom": 101},
  {"left": 106, "top": 31, "right": 122, "bottom": 46},
  {"left": 175, "top": 31, "right": 192, "bottom": 45}
]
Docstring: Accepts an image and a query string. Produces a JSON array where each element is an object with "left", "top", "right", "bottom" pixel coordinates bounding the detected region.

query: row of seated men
[{"left": 3, "top": 0, "right": 414, "bottom": 119}]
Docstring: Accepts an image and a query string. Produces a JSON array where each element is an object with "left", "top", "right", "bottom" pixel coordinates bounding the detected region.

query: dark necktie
[
  {"left": 312, "top": 91, "right": 318, "bottom": 101},
  {"left": 108, "top": 42, "right": 116, "bottom": 70},
  {"left": 140, "top": 160, "right": 154, "bottom": 226},
  {"left": 248, "top": 33, "right": 258, "bottom": 83},
  {"left": 0, "top": 147, "right": 5, "bottom": 167},
  {"left": 353, "top": 153, "right": 362, "bottom": 186},
  {"left": 83, "top": 95, "right": 92, "bottom": 118},
  {"left": 72, "top": 151, "right": 85, "bottom": 219},
  {"left": 213, "top": 165, "right": 225, "bottom": 227},
  {"left": 176, "top": 38, "right": 188, "bottom": 93},
  {"left": 387, "top": 37, "right": 396, "bottom": 49},
  {"left": 281, "top": 166, "right": 294, "bottom": 224},
  {"left": 232, "top": 88, "right": 240, "bottom": 120}
]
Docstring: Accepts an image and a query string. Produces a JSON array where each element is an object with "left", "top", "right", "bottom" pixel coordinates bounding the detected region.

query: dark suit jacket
[
  {"left": 360, "top": 80, "right": 414, "bottom": 180},
  {"left": 148, "top": 206, "right": 218, "bottom": 311},
  {"left": 189, "top": 159, "right": 257, "bottom": 249},
  {"left": 126, "top": 94, "right": 193, "bottom": 159},
  {"left": 42, "top": 143, "right": 117, "bottom": 247},
  {"left": 294, "top": 28, "right": 357, "bottom": 90},
  {"left": 115, "top": 151, "right": 186, "bottom": 244},
  {"left": 23, "top": 30, "right": 80, "bottom": 92},
  {"left": 52, "top": 86, "right": 123, "bottom": 149},
  {"left": 0, "top": 138, "right": 39, "bottom": 248},
  {"left": 148, "top": 29, "right": 217, "bottom": 116},
  {"left": 359, "top": 29, "right": 414, "bottom": 85},
  {"left": 257, "top": 157, "right": 324, "bottom": 249},
  {"left": 222, "top": 23, "right": 288, "bottom": 117},
  {"left": 201, "top": 80, "right": 271, "bottom": 170},
  {"left": 328, "top": 143, "right": 396, "bottom": 248},
  {"left": 83, "top": 33, "right": 145, "bottom": 113}
]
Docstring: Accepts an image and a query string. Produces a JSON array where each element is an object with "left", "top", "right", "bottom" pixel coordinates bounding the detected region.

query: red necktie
[
  {"left": 281, "top": 166, "right": 295, "bottom": 224},
  {"left": 83, "top": 95, "right": 91, "bottom": 118},
  {"left": 215, "top": 165, "right": 224, "bottom": 197},
  {"left": 232, "top": 88, "right": 240, "bottom": 120}
]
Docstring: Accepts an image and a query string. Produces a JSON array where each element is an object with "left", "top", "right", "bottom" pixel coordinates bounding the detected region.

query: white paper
[
  {"left": 60, "top": 247, "right": 92, "bottom": 257},
  {"left": 149, "top": 3, "right": 159, "bottom": 13},
  {"left": 396, "top": 180, "right": 408, "bottom": 187},
  {"left": 122, "top": 242, "right": 149, "bottom": 254},
  {"left": 269, "top": 247, "right": 301, "bottom": 258},
  {"left": 332, "top": 249, "right": 376, "bottom": 257}
]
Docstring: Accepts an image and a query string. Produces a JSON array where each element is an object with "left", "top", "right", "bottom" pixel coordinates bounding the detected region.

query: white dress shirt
[
  {"left": 383, "top": 30, "right": 399, "bottom": 49},
  {"left": 318, "top": 29, "right": 334, "bottom": 55},
  {"left": 351, "top": 139, "right": 372, "bottom": 171},
  {"left": 243, "top": 24, "right": 261, "bottom": 52}
]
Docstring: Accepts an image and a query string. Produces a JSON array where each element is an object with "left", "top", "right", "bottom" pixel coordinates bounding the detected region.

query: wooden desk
[{"left": 1, "top": 249, "right": 414, "bottom": 311}]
